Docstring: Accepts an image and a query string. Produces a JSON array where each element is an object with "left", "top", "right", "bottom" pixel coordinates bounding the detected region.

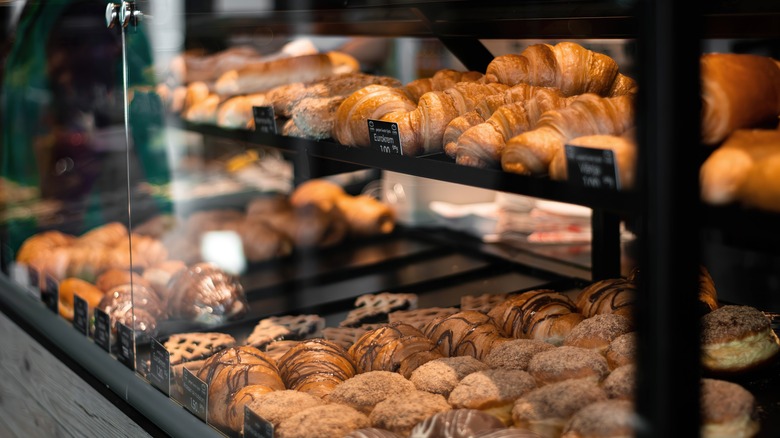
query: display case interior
[{"left": 2, "top": 1, "right": 780, "bottom": 438}]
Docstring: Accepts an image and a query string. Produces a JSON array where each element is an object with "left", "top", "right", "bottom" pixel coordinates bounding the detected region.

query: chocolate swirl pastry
[
  {"left": 278, "top": 338, "right": 357, "bottom": 398},
  {"left": 97, "top": 283, "right": 165, "bottom": 343},
  {"left": 488, "top": 289, "right": 585, "bottom": 346},
  {"left": 165, "top": 262, "right": 248, "bottom": 325},
  {"left": 422, "top": 310, "right": 507, "bottom": 360},
  {"left": 196, "top": 346, "right": 284, "bottom": 431},
  {"left": 408, "top": 408, "right": 505, "bottom": 438},
  {"left": 348, "top": 322, "right": 444, "bottom": 378},
  {"left": 574, "top": 278, "right": 636, "bottom": 319}
]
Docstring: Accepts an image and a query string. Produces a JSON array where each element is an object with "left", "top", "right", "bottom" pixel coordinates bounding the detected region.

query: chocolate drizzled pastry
[
  {"left": 277, "top": 338, "right": 357, "bottom": 398},
  {"left": 166, "top": 262, "right": 248, "bottom": 325},
  {"left": 409, "top": 408, "right": 505, "bottom": 438},
  {"left": 488, "top": 289, "right": 585, "bottom": 346},
  {"left": 348, "top": 321, "right": 444, "bottom": 378},
  {"left": 423, "top": 310, "right": 508, "bottom": 360},
  {"left": 574, "top": 278, "right": 636, "bottom": 319}
]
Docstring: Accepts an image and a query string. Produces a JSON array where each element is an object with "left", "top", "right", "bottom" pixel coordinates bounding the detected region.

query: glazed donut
[
  {"left": 349, "top": 322, "right": 444, "bottom": 378},
  {"left": 527, "top": 346, "right": 610, "bottom": 386},
  {"left": 408, "top": 409, "right": 506, "bottom": 438},
  {"left": 448, "top": 368, "right": 538, "bottom": 425},
  {"left": 605, "top": 332, "right": 636, "bottom": 370},
  {"left": 325, "top": 370, "right": 416, "bottom": 415},
  {"left": 601, "top": 364, "right": 635, "bottom": 401},
  {"left": 511, "top": 378, "right": 608, "bottom": 437},
  {"left": 369, "top": 390, "right": 451, "bottom": 436},
  {"left": 275, "top": 403, "right": 370, "bottom": 438},
  {"left": 422, "top": 310, "right": 508, "bottom": 360},
  {"left": 484, "top": 339, "right": 556, "bottom": 371},
  {"left": 278, "top": 338, "right": 357, "bottom": 398},
  {"left": 700, "top": 378, "right": 760, "bottom": 438},
  {"left": 196, "top": 346, "right": 285, "bottom": 431},
  {"left": 560, "top": 399, "right": 636, "bottom": 438},
  {"left": 574, "top": 278, "right": 636, "bottom": 320},
  {"left": 563, "top": 314, "right": 633, "bottom": 355},
  {"left": 409, "top": 356, "right": 489, "bottom": 397},
  {"left": 700, "top": 304, "right": 780, "bottom": 374},
  {"left": 488, "top": 289, "right": 585, "bottom": 346}
]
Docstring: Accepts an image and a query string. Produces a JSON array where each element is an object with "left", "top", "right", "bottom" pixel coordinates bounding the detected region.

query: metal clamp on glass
[{"left": 106, "top": 2, "right": 144, "bottom": 29}]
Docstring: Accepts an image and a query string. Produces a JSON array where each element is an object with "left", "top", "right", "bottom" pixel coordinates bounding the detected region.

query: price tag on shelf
[
  {"left": 252, "top": 106, "right": 277, "bottom": 134},
  {"left": 72, "top": 294, "right": 89, "bottom": 336},
  {"left": 564, "top": 145, "right": 620, "bottom": 190},
  {"left": 368, "top": 119, "right": 402, "bottom": 155},
  {"left": 10, "top": 262, "right": 29, "bottom": 289},
  {"left": 42, "top": 275, "right": 59, "bottom": 314},
  {"left": 27, "top": 266, "right": 41, "bottom": 301},
  {"left": 182, "top": 368, "right": 208, "bottom": 423},
  {"left": 149, "top": 338, "right": 171, "bottom": 397},
  {"left": 244, "top": 406, "right": 274, "bottom": 438},
  {"left": 117, "top": 322, "right": 135, "bottom": 371},
  {"left": 93, "top": 308, "right": 111, "bottom": 352}
]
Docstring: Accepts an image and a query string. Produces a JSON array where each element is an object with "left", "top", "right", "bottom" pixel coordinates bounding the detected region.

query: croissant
[
  {"left": 700, "top": 53, "right": 780, "bottom": 146},
  {"left": 452, "top": 85, "right": 574, "bottom": 168},
  {"left": 403, "top": 69, "right": 485, "bottom": 102},
  {"left": 335, "top": 194, "right": 396, "bottom": 237},
  {"left": 277, "top": 338, "right": 358, "bottom": 398},
  {"left": 548, "top": 130, "right": 638, "bottom": 189},
  {"left": 486, "top": 42, "right": 636, "bottom": 97},
  {"left": 380, "top": 82, "right": 509, "bottom": 156},
  {"left": 501, "top": 93, "right": 635, "bottom": 175},
  {"left": 333, "top": 84, "right": 417, "bottom": 147}
]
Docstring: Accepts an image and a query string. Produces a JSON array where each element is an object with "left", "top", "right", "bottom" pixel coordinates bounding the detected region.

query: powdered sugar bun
[
  {"left": 528, "top": 346, "right": 610, "bottom": 386},
  {"left": 369, "top": 390, "right": 451, "bottom": 436},
  {"left": 237, "top": 389, "right": 324, "bottom": 430},
  {"left": 563, "top": 314, "right": 633, "bottom": 356},
  {"left": 484, "top": 339, "right": 556, "bottom": 371},
  {"left": 448, "top": 369, "right": 538, "bottom": 425},
  {"left": 275, "top": 403, "right": 370, "bottom": 438},
  {"left": 409, "top": 356, "right": 489, "bottom": 397},
  {"left": 605, "top": 332, "right": 636, "bottom": 370},
  {"left": 326, "top": 370, "right": 416, "bottom": 415},
  {"left": 700, "top": 304, "right": 780, "bottom": 374},
  {"left": 601, "top": 364, "right": 635, "bottom": 401},
  {"left": 561, "top": 399, "right": 636, "bottom": 438},
  {"left": 700, "top": 378, "right": 760, "bottom": 438},
  {"left": 511, "top": 378, "right": 608, "bottom": 437}
]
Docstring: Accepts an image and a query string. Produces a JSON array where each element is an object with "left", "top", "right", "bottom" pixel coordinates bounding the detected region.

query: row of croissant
[{"left": 157, "top": 40, "right": 780, "bottom": 206}]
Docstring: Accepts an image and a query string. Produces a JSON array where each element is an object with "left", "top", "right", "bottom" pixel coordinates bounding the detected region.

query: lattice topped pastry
[
  {"left": 460, "top": 293, "right": 508, "bottom": 314},
  {"left": 322, "top": 326, "right": 369, "bottom": 350},
  {"left": 388, "top": 307, "right": 459, "bottom": 330},
  {"left": 246, "top": 314, "right": 326, "bottom": 349},
  {"left": 339, "top": 292, "right": 418, "bottom": 327},
  {"left": 164, "top": 332, "right": 237, "bottom": 366}
]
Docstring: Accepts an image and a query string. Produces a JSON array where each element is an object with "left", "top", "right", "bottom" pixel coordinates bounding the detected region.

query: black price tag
[
  {"left": 42, "top": 275, "right": 59, "bottom": 313},
  {"left": 564, "top": 145, "right": 620, "bottom": 190},
  {"left": 252, "top": 106, "right": 277, "bottom": 134},
  {"left": 93, "top": 308, "right": 111, "bottom": 352},
  {"left": 10, "top": 262, "right": 29, "bottom": 289},
  {"left": 368, "top": 119, "right": 403, "bottom": 155},
  {"left": 182, "top": 368, "right": 208, "bottom": 422},
  {"left": 149, "top": 338, "right": 171, "bottom": 396},
  {"left": 244, "top": 406, "right": 274, "bottom": 438},
  {"left": 117, "top": 322, "right": 135, "bottom": 370},
  {"left": 73, "top": 294, "right": 89, "bottom": 336},
  {"left": 27, "top": 266, "right": 41, "bottom": 300}
]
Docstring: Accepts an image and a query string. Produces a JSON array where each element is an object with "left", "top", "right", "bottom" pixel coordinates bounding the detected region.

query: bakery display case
[{"left": 1, "top": 0, "right": 780, "bottom": 437}]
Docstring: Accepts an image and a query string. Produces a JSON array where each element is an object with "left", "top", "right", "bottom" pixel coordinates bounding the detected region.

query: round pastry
[
  {"left": 57, "top": 277, "right": 104, "bottom": 322},
  {"left": 700, "top": 304, "right": 780, "bottom": 374},
  {"left": 225, "top": 384, "right": 276, "bottom": 433},
  {"left": 409, "top": 356, "right": 490, "bottom": 397},
  {"left": 165, "top": 262, "right": 248, "bottom": 325},
  {"left": 196, "top": 346, "right": 285, "bottom": 431},
  {"left": 94, "top": 268, "right": 152, "bottom": 293},
  {"left": 448, "top": 369, "right": 538, "bottom": 425},
  {"left": 97, "top": 283, "right": 164, "bottom": 342},
  {"left": 574, "top": 278, "right": 636, "bottom": 320},
  {"left": 275, "top": 403, "right": 370, "bottom": 438},
  {"left": 484, "top": 339, "right": 556, "bottom": 371},
  {"left": 142, "top": 259, "right": 187, "bottom": 297},
  {"left": 511, "top": 378, "right": 608, "bottom": 437},
  {"left": 408, "top": 408, "right": 505, "bottom": 438},
  {"left": 78, "top": 221, "right": 129, "bottom": 247},
  {"left": 473, "top": 429, "right": 544, "bottom": 438},
  {"left": 344, "top": 428, "right": 404, "bottom": 438},
  {"left": 278, "top": 338, "right": 357, "bottom": 399},
  {"left": 560, "top": 399, "right": 636, "bottom": 438},
  {"left": 601, "top": 364, "right": 635, "bottom": 401},
  {"left": 605, "top": 332, "right": 636, "bottom": 370},
  {"left": 422, "top": 310, "right": 508, "bottom": 360},
  {"left": 700, "top": 378, "right": 760, "bottom": 438},
  {"left": 349, "top": 322, "right": 444, "bottom": 378},
  {"left": 527, "top": 346, "right": 610, "bottom": 386},
  {"left": 487, "top": 289, "right": 585, "bottom": 346},
  {"left": 235, "top": 389, "right": 324, "bottom": 430},
  {"left": 563, "top": 314, "right": 633, "bottom": 355},
  {"left": 369, "top": 390, "right": 451, "bottom": 436},
  {"left": 325, "top": 370, "right": 416, "bottom": 415},
  {"left": 289, "top": 178, "right": 347, "bottom": 212}
]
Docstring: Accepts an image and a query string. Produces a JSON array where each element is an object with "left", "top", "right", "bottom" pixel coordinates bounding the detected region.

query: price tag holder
[
  {"left": 10, "top": 262, "right": 30, "bottom": 289},
  {"left": 252, "top": 106, "right": 277, "bottom": 134},
  {"left": 117, "top": 322, "right": 135, "bottom": 370},
  {"left": 73, "top": 294, "right": 89, "bottom": 336},
  {"left": 27, "top": 266, "right": 41, "bottom": 300},
  {"left": 564, "top": 145, "right": 620, "bottom": 190},
  {"left": 42, "top": 275, "right": 59, "bottom": 314},
  {"left": 244, "top": 406, "right": 274, "bottom": 438},
  {"left": 149, "top": 338, "right": 171, "bottom": 396},
  {"left": 367, "top": 119, "right": 403, "bottom": 155},
  {"left": 182, "top": 368, "right": 208, "bottom": 423},
  {"left": 93, "top": 308, "right": 111, "bottom": 352}
]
